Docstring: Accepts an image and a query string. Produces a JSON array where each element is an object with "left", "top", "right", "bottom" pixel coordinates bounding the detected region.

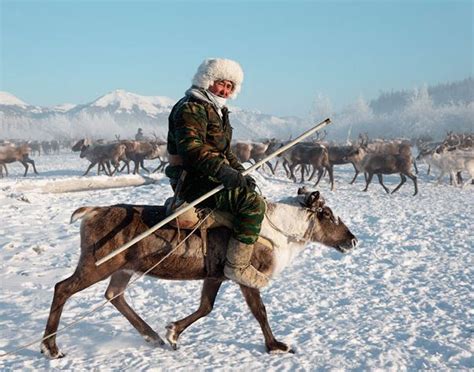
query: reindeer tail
[{"left": 70, "top": 207, "right": 100, "bottom": 224}]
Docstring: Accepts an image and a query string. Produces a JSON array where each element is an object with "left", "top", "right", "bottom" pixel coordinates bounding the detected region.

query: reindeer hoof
[
  {"left": 165, "top": 323, "right": 179, "bottom": 350},
  {"left": 40, "top": 342, "right": 65, "bottom": 359},
  {"left": 144, "top": 334, "right": 165, "bottom": 346},
  {"left": 267, "top": 340, "right": 294, "bottom": 354}
]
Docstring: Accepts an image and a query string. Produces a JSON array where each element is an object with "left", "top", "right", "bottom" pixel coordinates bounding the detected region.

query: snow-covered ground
[{"left": 0, "top": 152, "right": 472, "bottom": 370}]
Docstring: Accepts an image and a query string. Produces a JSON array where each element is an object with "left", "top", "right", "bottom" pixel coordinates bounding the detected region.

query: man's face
[{"left": 208, "top": 80, "right": 234, "bottom": 99}]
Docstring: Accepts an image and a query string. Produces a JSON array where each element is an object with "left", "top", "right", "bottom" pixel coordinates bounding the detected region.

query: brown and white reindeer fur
[
  {"left": 72, "top": 139, "right": 127, "bottom": 176},
  {"left": 348, "top": 143, "right": 418, "bottom": 195},
  {"left": 118, "top": 140, "right": 165, "bottom": 174},
  {"left": 0, "top": 143, "right": 38, "bottom": 177},
  {"left": 40, "top": 188, "right": 357, "bottom": 359}
]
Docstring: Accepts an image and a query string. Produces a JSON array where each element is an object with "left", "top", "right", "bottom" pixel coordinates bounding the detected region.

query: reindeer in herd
[
  {"left": 2, "top": 131, "right": 472, "bottom": 193},
  {"left": 0, "top": 143, "right": 38, "bottom": 177},
  {"left": 71, "top": 136, "right": 168, "bottom": 176},
  {"left": 416, "top": 132, "right": 474, "bottom": 187}
]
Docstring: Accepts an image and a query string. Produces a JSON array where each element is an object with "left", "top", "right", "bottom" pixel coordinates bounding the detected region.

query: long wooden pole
[{"left": 95, "top": 117, "right": 331, "bottom": 266}]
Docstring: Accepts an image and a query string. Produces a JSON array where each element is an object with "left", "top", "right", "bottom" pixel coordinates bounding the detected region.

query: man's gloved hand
[
  {"left": 244, "top": 175, "right": 257, "bottom": 191},
  {"left": 216, "top": 165, "right": 247, "bottom": 189}
]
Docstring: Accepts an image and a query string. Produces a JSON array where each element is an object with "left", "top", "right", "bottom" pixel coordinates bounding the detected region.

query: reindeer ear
[
  {"left": 297, "top": 186, "right": 308, "bottom": 195},
  {"left": 307, "top": 191, "right": 322, "bottom": 209},
  {"left": 309, "top": 191, "right": 320, "bottom": 203}
]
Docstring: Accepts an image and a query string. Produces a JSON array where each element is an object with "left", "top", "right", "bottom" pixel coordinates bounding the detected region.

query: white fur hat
[{"left": 192, "top": 58, "right": 244, "bottom": 99}]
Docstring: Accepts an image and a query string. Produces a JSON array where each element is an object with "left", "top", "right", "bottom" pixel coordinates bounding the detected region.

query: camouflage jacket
[{"left": 166, "top": 90, "right": 244, "bottom": 201}]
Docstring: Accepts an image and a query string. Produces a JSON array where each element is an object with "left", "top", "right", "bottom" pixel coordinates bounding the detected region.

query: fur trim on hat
[{"left": 192, "top": 58, "right": 244, "bottom": 99}]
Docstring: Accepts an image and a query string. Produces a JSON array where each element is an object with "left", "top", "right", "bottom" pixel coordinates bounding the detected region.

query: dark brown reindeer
[
  {"left": 72, "top": 139, "right": 127, "bottom": 176},
  {"left": 40, "top": 188, "right": 357, "bottom": 359},
  {"left": 283, "top": 143, "right": 334, "bottom": 190},
  {"left": 327, "top": 144, "right": 361, "bottom": 183}
]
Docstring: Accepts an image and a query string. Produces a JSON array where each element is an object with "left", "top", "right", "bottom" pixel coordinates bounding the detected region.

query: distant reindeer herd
[{"left": 1, "top": 130, "right": 473, "bottom": 194}]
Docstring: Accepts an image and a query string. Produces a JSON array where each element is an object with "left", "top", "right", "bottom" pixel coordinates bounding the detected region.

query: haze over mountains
[{"left": 1, "top": 78, "right": 472, "bottom": 142}]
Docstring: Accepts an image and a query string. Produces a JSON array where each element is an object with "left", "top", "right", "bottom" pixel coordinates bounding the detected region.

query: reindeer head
[
  {"left": 343, "top": 145, "right": 366, "bottom": 163},
  {"left": 71, "top": 139, "right": 86, "bottom": 152},
  {"left": 297, "top": 187, "right": 357, "bottom": 253}
]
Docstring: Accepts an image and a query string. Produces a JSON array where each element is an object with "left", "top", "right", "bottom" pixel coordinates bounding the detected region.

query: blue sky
[{"left": 1, "top": 0, "right": 472, "bottom": 117}]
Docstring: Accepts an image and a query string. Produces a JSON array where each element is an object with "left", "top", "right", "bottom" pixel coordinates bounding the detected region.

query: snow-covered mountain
[
  {"left": 0, "top": 91, "right": 29, "bottom": 107},
  {"left": 50, "top": 103, "right": 77, "bottom": 113},
  {"left": 69, "top": 89, "right": 175, "bottom": 118},
  {"left": 1, "top": 78, "right": 472, "bottom": 142},
  {"left": 0, "top": 91, "right": 50, "bottom": 116},
  {"left": 0, "top": 90, "right": 304, "bottom": 141}
]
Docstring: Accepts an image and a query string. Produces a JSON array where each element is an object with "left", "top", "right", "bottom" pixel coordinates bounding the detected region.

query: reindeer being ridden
[{"left": 40, "top": 187, "right": 357, "bottom": 358}]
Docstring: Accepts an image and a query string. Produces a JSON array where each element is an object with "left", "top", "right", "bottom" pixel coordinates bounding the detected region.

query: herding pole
[{"left": 95, "top": 117, "right": 331, "bottom": 266}]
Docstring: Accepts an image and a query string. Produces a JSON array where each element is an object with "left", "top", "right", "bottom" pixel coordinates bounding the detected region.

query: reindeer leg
[
  {"left": 289, "top": 163, "right": 297, "bottom": 182},
  {"left": 140, "top": 160, "right": 150, "bottom": 174},
  {"left": 240, "top": 285, "right": 294, "bottom": 354},
  {"left": 152, "top": 161, "right": 162, "bottom": 173},
  {"left": 313, "top": 168, "right": 324, "bottom": 187},
  {"left": 283, "top": 160, "right": 290, "bottom": 178},
  {"left": 308, "top": 165, "right": 317, "bottom": 181},
  {"left": 154, "top": 161, "right": 168, "bottom": 173},
  {"left": 363, "top": 172, "right": 374, "bottom": 192},
  {"left": 436, "top": 170, "right": 445, "bottom": 185},
  {"left": 23, "top": 158, "right": 38, "bottom": 175},
  {"left": 104, "top": 271, "right": 165, "bottom": 346},
  {"left": 456, "top": 171, "right": 463, "bottom": 185},
  {"left": 29, "top": 158, "right": 39, "bottom": 174},
  {"left": 105, "top": 161, "right": 113, "bottom": 176},
  {"left": 391, "top": 173, "right": 407, "bottom": 194},
  {"left": 404, "top": 172, "right": 418, "bottom": 196},
  {"left": 349, "top": 163, "right": 359, "bottom": 184},
  {"left": 377, "top": 174, "right": 390, "bottom": 193},
  {"left": 266, "top": 160, "right": 275, "bottom": 175},
  {"left": 41, "top": 267, "right": 108, "bottom": 359},
  {"left": 20, "top": 160, "right": 29, "bottom": 177},
  {"left": 462, "top": 176, "right": 473, "bottom": 188},
  {"left": 160, "top": 161, "right": 168, "bottom": 172},
  {"left": 271, "top": 160, "right": 278, "bottom": 175},
  {"left": 83, "top": 161, "right": 97, "bottom": 176},
  {"left": 133, "top": 160, "right": 140, "bottom": 175},
  {"left": 119, "top": 161, "right": 128, "bottom": 173},
  {"left": 327, "top": 165, "right": 334, "bottom": 191},
  {"left": 166, "top": 278, "right": 223, "bottom": 350},
  {"left": 301, "top": 164, "right": 307, "bottom": 183}
]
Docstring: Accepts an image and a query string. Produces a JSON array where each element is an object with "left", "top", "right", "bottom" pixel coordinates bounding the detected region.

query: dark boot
[{"left": 223, "top": 237, "right": 269, "bottom": 289}]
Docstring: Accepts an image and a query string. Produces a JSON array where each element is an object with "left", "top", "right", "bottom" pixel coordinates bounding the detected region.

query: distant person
[
  {"left": 135, "top": 128, "right": 145, "bottom": 141},
  {"left": 165, "top": 58, "right": 268, "bottom": 289}
]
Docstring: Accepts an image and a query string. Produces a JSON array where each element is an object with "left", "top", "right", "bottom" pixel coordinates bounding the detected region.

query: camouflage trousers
[
  {"left": 172, "top": 170, "right": 266, "bottom": 244},
  {"left": 205, "top": 187, "right": 266, "bottom": 245}
]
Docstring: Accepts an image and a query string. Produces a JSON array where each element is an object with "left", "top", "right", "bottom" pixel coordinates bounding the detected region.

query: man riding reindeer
[{"left": 165, "top": 58, "right": 268, "bottom": 289}]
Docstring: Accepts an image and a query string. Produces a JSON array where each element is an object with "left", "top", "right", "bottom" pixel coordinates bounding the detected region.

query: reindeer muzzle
[{"left": 336, "top": 237, "right": 358, "bottom": 253}]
